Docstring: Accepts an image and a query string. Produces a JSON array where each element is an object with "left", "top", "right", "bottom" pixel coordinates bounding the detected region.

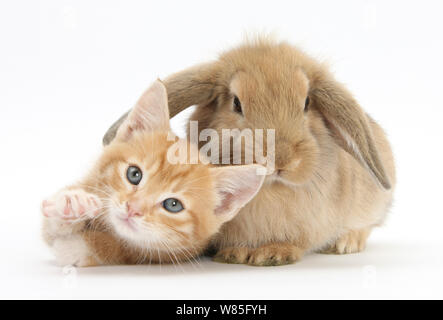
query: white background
[{"left": 1, "top": 0, "right": 442, "bottom": 299}]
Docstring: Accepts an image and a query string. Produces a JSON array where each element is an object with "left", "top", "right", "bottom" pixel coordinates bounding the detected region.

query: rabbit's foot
[
  {"left": 248, "top": 243, "right": 304, "bottom": 266},
  {"left": 213, "top": 247, "right": 251, "bottom": 264},
  {"left": 322, "top": 228, "right": 372, "bottom": 254},
  {"left": 42, "top": 188, "right": 102, "bottom": 221},
  {"left": 52, "top": 234, "right": 98, "bottom": 267},
  {"left": 213, "top": 243, "right": 304, "bottom": 266}
]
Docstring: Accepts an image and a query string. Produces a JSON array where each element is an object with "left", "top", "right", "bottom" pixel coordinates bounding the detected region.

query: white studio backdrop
[{"left": 0, "top": 0, "right": 442, "bottom": 299}]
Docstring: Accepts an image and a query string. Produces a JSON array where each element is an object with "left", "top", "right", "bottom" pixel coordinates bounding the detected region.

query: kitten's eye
[
  {"left": 162, "top": 198, "right": 184, "bottom": 213},
  {"left": 233, "top": 96, "right": 242, "bottom": 115},
  {"left": 126, "top": 166, "right": 142, "bottom": 185},
  {"left": 304, "top": 96, "right": 310, "bottom": 112}
]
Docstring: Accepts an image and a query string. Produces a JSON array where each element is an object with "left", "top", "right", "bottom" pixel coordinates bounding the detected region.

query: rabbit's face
[
  {"left": 105, "top": 39, "right": 391, "bottom": 190},
  {"left": 192, "top": 64, "right": 320, "bottom": 187}
]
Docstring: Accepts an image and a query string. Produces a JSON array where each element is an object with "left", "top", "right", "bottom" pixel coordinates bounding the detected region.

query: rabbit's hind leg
[{"left": 321, "top": 227, "right": 372, "bottom": 255}]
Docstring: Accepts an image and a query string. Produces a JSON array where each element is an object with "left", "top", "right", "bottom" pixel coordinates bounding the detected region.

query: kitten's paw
[
  {"left": 213, "top": 247, "right": 251, "bottom": 264},
  {"left": 321, "top": 228, "right": 372, "bottom": 255},
  {"left": 247, "top": 243, "right": 303, "bottom": 266},
  {"left": 52, "top": 235, "right": 98, "bottom": 267},
  {"left": 42, "top": 188, "right": 102, "bottom": 221}
]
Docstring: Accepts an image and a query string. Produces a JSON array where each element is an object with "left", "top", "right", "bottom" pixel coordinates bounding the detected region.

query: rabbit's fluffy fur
[{"left": 104, "top": 38, "right": 396, "bottom": 266}]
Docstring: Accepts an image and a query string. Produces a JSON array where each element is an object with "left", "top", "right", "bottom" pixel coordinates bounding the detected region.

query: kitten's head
[{"left": 87, "top": 81, "right": 265, "bottom": 262}]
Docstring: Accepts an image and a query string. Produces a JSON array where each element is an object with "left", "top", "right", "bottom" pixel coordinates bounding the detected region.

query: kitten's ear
[
  {"left": 210, "top": 165, "right": 265, "bottom": 223},
  {"left": 115, "top": 80, "right": 170, "bottom": 141}
]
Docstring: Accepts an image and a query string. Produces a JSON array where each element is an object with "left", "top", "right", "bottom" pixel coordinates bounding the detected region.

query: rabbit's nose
[{"left": 275, "top": 142, "right": 296, "bottom": 169}]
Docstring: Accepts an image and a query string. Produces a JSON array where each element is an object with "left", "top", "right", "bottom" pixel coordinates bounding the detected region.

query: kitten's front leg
[{"left": 41, "top": 188, "right": 102, "bottom": 267}]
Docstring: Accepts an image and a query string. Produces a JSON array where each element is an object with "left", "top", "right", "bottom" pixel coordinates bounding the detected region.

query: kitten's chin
[
  {"left": 110, "top": 218, "right": 145, "bottom": 245},
  {"left": 107, "top": 212, "right": 163, "bottom": 249}
]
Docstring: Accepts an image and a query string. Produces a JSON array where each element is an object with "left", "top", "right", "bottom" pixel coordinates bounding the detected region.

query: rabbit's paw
[
  {"left": 247, "top": 243, "right": 304, "bottom": 266},
  {"left": 213, "top": 247, "right": 251, "bottom": 264},
  {"left": 42, "top": 188, "right": 102, "bottom": 221},
  {"left": 322, "top": 228, "right": 372, "bottom": 254},
  {"left": 52, "top": 235, "right": 98, "bottom": 267}
]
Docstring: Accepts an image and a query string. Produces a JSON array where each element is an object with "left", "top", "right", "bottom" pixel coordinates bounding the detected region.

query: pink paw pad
[{"left": 41, "top": 189, "right": 102, "bottom": 220}]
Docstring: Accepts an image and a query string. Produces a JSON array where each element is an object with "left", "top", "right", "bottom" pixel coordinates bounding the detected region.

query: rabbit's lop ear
[
  {"left": 164, "top": 62, "right": 221, "bottom": 117},
  {"left": 312, "top": 79, "right": 391, "bottom": 189},
  {"left": 103, "top": 62, "right": 220, "bottom": 145},
  {"left": 115, "top": 80, "right": 170, "bottom": 141}
]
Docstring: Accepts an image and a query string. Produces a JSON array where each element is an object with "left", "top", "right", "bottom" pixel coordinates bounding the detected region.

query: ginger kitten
[{"left": 41, "top": 81, "right": 264, "bottom": 267}]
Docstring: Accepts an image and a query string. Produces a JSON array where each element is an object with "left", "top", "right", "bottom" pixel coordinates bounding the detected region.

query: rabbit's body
[
  {"left": 104, "top": 39, "right": 396, "bottom": 265},
  {"left": 211, "top": 113, "right": 395, "bottom": 261}
]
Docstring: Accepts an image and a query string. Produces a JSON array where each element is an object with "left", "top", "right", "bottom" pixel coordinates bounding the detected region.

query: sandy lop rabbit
[{"left": 104, "top": 38, "right": 396, "bottom": 266}]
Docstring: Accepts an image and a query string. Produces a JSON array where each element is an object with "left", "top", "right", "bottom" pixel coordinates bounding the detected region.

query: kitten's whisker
[
  {"left": 162, "top": 230, "right": 203, "bottom": 269},
  {"left": 158, "top": 234, "right": 194, "bottom": 271},
  {"left": 158, "top": 239, "right": 182, "bottom": 272},
  {"left": 78, "top": 182, "right": 114, "bottom": 198}
]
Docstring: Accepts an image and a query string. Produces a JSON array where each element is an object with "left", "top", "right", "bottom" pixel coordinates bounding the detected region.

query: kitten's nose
[{"left": 126, "top": 202, "right": 143, "bottom": 217}]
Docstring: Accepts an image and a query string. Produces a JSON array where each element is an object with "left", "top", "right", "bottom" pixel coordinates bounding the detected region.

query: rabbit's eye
[
  {"left": 304, "top": 96, "right": 310, "bottom": 112},
  {"left": 233, "top": 96, "right": 242, "bottom": 115}
]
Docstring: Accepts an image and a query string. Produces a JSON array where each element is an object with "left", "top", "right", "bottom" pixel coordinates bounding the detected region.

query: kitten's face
[
  {"left": 83, "top": 80, "right": 264, "bottom": 263},
  {"left": 92, "top": 132, "right": 220, "bottom": 255}
]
